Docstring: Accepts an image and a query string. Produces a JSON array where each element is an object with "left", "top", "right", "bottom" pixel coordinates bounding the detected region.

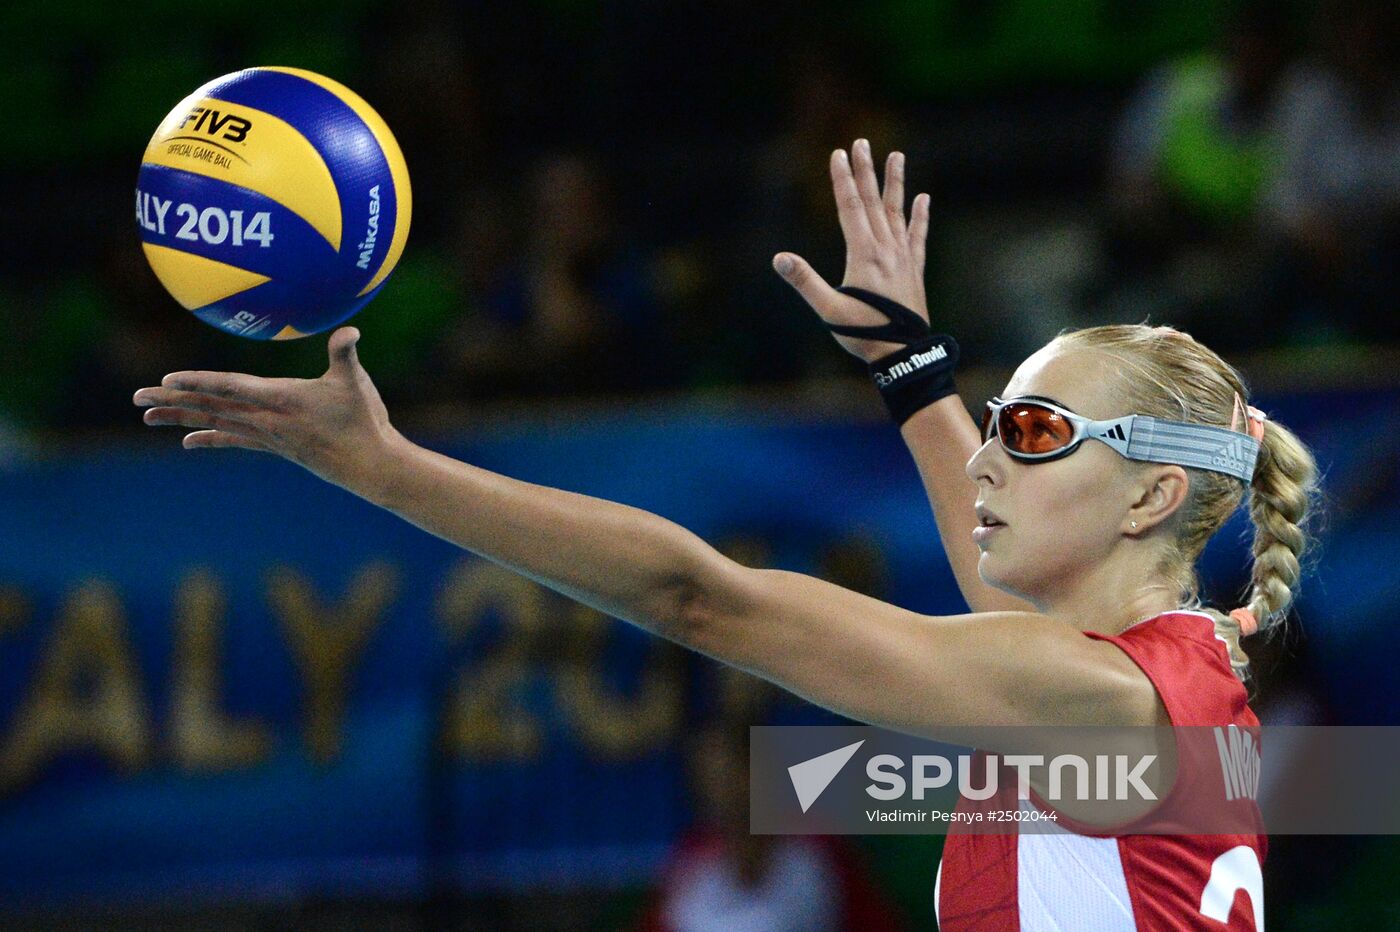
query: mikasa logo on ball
[
  {"left": 356, "top": 186, "right": 381, "bottom": 270},
  {"left": 178, "top": 106, "right": 252, "bottom": 144}
]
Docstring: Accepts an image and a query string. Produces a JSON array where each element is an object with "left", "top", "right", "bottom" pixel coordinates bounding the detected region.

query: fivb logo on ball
[
  {"left": 177, "top": 106, "right": 253, "bottom": 145},
  {"left": 136, "top": 67, "right": 411, "bottom": 340}
]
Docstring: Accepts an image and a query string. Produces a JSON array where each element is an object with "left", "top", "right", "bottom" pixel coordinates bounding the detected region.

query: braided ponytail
[{"left": 1210, "top": 417, "right": 1318, "bottom": 677}]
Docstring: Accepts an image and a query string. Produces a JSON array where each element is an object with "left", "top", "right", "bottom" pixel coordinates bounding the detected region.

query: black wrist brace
[{"left": 827, "top": 286, "right": 960, "bottom": 425}]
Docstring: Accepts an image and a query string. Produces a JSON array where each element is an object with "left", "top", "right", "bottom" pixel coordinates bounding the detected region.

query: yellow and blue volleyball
[{"left": 135, "top": 67, "right": 411, "bottom": 340}]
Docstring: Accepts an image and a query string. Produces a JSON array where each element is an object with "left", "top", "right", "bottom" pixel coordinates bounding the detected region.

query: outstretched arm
[
  {"left": 773, "top": 139, "right": 1032, "bottom": 615},
  {"left": 132, "top": 331, "right": 1155, "bottom": 737}
]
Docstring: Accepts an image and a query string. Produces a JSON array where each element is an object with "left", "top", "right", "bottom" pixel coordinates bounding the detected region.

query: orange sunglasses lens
[{"left": 985, "top": 402, "right": 1076, "bottom": 455}]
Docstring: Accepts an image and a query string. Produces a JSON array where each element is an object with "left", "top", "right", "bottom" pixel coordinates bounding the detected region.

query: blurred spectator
[
  {"left": 1099, "top": 1, "right": 1292, "bottom": 350},
  {"left": 634, "top": 719, "right": 904, "bottom": 932},
  {"left": 442, "top": 153, "right": 672, "bottom": 398},
  {"left": 1260, "top": 0, "right": 1400, "bottom": 342},
  {"left": 735, "top": 38, "right": 900, "bottom": 384},
  {"left": 1110, "top": 3, "right": 1289, "bottom": 230},
  {"left": 366, "top": 1, "right": 482, "bottom": 244}
]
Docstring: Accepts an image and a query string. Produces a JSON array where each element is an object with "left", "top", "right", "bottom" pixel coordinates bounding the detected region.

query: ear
[{"left": 1124, "top": 466, "right": 1189, "bottom": 536}]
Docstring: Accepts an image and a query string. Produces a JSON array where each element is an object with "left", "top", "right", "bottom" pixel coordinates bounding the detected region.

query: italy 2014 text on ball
[{"left": 135, "top": 189, "right": 274, "bottom": 248}]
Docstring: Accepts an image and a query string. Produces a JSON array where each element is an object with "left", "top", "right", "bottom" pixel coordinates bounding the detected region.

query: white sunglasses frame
[{"left": 982, "top": 395, "right": 1261, "bottom": 482}]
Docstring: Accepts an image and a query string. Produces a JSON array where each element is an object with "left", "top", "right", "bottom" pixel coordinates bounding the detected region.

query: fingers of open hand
[
  {"left": 908, "top": 192, "right": 930, "bottom": 273},
  {"left": 140, "top": 404, "right": 264, "bottom": 441},
  {"left": 134, "top": 385, "right": 265, "bottom": 416},
  {"left": 829, "top": 148, "right": 875, "bottom": 247},
  {"left": 134, "top": 370, "right": 295, "bottom": 431},
  {"left": 772, "top": 252, "right": 839, "bottom": 311},
  {"left": 134, "top": 383, "right": 273, "bottom": 440},
  {"left": 849, "top": 139, "right": 893, "bottom": 242},
  {"left": 882, "top": 151, "right": 907, "bottom": 236},
  {"left": 773, "top": 251, "right": 901, "bottom": 361},
  {"left": 327, "top": 327, "right": 362, "bottom": 374},
  {"left": 181, "top": 430, "right": 273, "bottom": 453},
  {"left": 156, "top": 370, "right": 281, "bottom": 405}
]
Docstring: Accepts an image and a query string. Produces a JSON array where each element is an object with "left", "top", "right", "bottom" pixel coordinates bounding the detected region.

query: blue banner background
[{"left": 0, "top": 391, "right": 1392, "bottom": 907}]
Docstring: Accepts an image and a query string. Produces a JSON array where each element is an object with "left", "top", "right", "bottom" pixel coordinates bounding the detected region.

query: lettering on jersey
[
  {"left": 1213, "top": 725, "right": 1261, "bottom": 801},
  {"left": 356, "top": 186, "right": 381, "bottom": 270}
]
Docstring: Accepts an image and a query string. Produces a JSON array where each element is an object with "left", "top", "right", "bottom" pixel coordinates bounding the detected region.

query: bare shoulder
[{"left": 933, "top": 611, "right": 1170, "bottom": 729}]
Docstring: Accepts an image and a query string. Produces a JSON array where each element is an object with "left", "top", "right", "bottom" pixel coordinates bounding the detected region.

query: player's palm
[
  {"left": 774, "top": 139, "right": 932, "bottom": 364},
  {"left": 133, "top": 327, "right": 400, "bottom": 490}
]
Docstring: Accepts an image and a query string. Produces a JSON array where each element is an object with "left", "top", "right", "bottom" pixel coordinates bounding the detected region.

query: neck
[{"left": 1031, "top": 547, "right": 1179, "bottom": 637}]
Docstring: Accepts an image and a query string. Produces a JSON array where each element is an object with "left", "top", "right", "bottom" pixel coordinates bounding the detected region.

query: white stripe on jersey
[{"left": 1016, "top": 800, "right": 1135, "bottom": 930}]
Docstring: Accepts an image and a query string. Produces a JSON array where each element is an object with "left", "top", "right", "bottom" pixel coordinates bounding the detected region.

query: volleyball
[{"left": 135, "top": 67, "right": 411, "bottom": 339}]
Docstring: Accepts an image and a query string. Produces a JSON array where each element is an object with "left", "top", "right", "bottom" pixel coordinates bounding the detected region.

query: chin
[
  {"left": 978, "top": 558, "right": 1036, "bottom": 605},
  {"left": 977, "top": 558, "right": 1008, "bottom": 593}
]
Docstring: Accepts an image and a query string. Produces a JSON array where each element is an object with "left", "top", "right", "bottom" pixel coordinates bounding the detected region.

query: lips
[
  {"left": 975, "top": 503, "right": 1006, "bottom": 528},
  {"left": 973, "top": 503, "right": 1007, "bottom": 544}
]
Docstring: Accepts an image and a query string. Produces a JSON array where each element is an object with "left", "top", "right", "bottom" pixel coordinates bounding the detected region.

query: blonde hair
[{"left": 1051, "top": 324, "right": 1320, "bottom": 680}]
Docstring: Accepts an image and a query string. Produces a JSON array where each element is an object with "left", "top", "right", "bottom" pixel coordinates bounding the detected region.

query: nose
[{"left": 965, "top": 434, "right": 1005, "bottom": 487}]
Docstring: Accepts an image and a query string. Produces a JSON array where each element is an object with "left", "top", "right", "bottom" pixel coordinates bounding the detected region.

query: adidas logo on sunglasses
[
  {"left": 1213, "top": 437, "right": 1248, "bottom": 473},
  {"left": 1098, "top": 424, "right": 1127, "bottom": 442},
  {"left": 873, "top": 344, "right": 949, "bottom": 387}
]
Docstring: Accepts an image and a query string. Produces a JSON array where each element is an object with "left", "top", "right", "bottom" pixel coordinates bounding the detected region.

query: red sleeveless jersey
[{"left": 935, "top": 610, "right": 1267, "bottom": 931}]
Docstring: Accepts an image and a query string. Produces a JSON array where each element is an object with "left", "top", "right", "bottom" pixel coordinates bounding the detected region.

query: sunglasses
[{"left": 980, "top": 395, "right": 1260, "bottom": 481}]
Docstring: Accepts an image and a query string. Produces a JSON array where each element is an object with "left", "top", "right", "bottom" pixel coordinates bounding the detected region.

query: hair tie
[
  {"left": 1230, "top": 393, "right": 1267, "bottom": 443},
  {"left": 1229, "top": 607, "right": 1259, "bottom": 637},
  {"left": 1244, "top": 406, "right": 1266, "bottom": 443}
]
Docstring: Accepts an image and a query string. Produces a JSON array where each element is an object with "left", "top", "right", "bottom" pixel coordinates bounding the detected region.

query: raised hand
[
  {"left": 131, "top": 327, "right": 402, "bottom": 492},
  {"left": 773, "top": 138, "right": 932, "bottom": 363}
]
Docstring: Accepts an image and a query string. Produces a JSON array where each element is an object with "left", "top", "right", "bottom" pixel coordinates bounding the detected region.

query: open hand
[
  {"left": 773, "top": 138, "right": 931, "bottom": 363},
  {"left": 132, "top": 327, "right": 402, "bottom": 492}
]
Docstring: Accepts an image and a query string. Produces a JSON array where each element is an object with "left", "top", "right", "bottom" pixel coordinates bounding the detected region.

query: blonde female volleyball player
[{"left": 134, "top": 141, "right": 1316, "bottom": 930}]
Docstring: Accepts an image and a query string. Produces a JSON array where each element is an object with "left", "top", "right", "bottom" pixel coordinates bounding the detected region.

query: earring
[{"left": 1130, "top": 521, "right": 1139, "bottom": 529}]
